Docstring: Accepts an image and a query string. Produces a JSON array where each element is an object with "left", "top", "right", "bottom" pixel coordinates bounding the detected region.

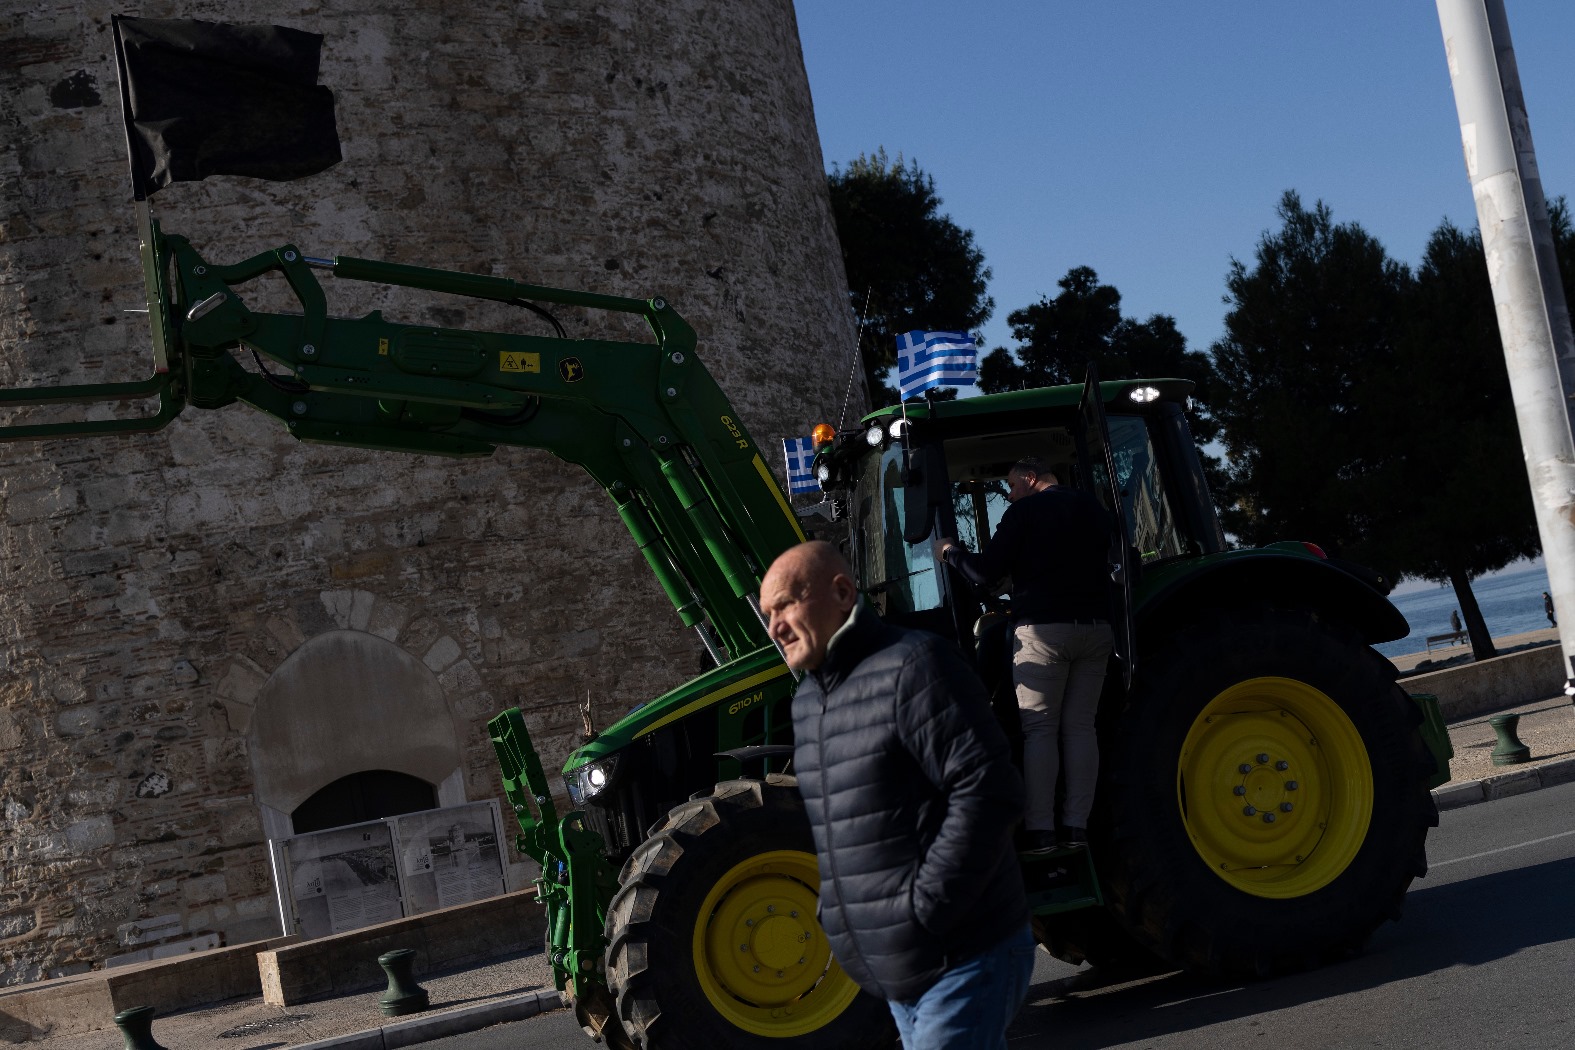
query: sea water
[{"left": 1376, "top": 564, "right": 1555, "bottom": 658}]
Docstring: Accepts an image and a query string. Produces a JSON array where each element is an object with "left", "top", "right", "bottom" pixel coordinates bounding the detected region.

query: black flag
[{"left": 112, "top": 15, "right": 342, "bottom": 200}]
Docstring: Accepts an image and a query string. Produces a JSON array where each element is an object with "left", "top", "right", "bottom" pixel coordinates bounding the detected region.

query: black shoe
[
  {"left": 1020, "top": 830, "right": 1059, "bottom": 855},
  {"left": 1058, "top": 826, "right": 1088, "bottom": 848}
]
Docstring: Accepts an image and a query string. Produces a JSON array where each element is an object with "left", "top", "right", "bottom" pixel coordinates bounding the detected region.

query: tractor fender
[{"left": 1135, "top": 550, "right": 1408, "bottom": 648}]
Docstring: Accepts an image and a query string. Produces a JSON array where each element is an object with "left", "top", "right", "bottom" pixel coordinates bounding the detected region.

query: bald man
[{"left": 760, "top": 541, "right": 1033, "bottom": 1050}]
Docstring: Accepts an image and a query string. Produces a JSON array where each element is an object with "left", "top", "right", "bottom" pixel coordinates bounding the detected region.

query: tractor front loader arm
[{"left": 0, "top": 223, "right": 807, "bottom": 664}]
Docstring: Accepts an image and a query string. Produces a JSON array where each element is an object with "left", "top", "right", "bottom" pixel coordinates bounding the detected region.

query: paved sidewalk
[
  {"left": 1431, "top": 693, "right": 1575, "bottom": 810},
  {"left": 41, "top": 949, "right": 563, "bottom": 1050},
  {"left": 1390, "top": 626, "right": 1575, "bottom": 809},
  {"left": 1389, "top": 626, "right": 1559, "bottom": 674},
  {"left": 38, "top": 641, "right": 1575, "bottom": 1050}
]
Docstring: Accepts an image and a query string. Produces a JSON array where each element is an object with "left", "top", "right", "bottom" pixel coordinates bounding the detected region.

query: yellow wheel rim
[
  {"left": 691, "top": 848, "right": 861, "bottom": 1037},
  {"left": 1177, "top": 677, "right": 1373, "bottom": 899}
]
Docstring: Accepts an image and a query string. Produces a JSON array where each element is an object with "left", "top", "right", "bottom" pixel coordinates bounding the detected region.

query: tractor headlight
[
  {"left": 1128, "top": 385, "right": 1161, "bottom": 404},
  {"left": 887, "top": 418, "right": 910, "bottom": 441},
  {"left": 815, "top": 462, "right": 833, "bottom": 485},
  {"left": 564, "top": 755, "right": 619, "bottom": 805},
  {"left": 864, "top": 424, "right": 885, "bottom": 447}
]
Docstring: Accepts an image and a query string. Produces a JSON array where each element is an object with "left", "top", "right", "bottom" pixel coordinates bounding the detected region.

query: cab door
[{"left": 1075, "top": 366, "right": 1137, "bottom": 688}]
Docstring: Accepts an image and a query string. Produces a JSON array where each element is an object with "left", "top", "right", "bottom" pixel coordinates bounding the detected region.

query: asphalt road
[{"left": 432, "top": 782, "right": 1575, "bottom": 1050}]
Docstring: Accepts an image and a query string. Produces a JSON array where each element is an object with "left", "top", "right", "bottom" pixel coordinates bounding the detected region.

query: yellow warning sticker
[
  {"left": 500, "top": 351, "right": 541, "bottom": 374},
  {"left": 378, "top": 338, "right": 389, "bottom": 356}
]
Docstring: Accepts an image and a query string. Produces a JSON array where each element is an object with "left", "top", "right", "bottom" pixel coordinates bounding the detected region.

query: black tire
[
  {"left": 605, "top": 776, "right": 896, "bottom": 1050},
  {"left": 559, "top": 961, "right": 636, "bottom": 1050},
  {"left": 1101, "top": 606, "right": 1438, "bottom": 978},
  {"left": 1032, "top": 907, "right": 1170, "bottom": 978}
]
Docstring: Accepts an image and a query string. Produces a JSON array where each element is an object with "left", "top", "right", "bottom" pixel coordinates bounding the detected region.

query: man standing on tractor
[
  {"left": 760, "top": 541, "right": 1034, "bottom": 1050},
  {"left": 936, "top": 457, "right": 1115, "bottom": 854}
]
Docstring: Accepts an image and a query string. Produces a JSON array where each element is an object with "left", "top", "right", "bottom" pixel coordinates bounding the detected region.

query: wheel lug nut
[
  {"left": 1276, "top": 760, "right": 1289, "bottom": 771},
  {"left": 791, "top": 911, "right": 798, "bottom": 918},
  {"left": 1243, "top": 805, "right": 1257, "bottom": 816},
  {"left": 776, "top": 970, "right": 784, "bottom": 977},
  {"left": 753, "top": 965, "right": 760, "bottom": 972},
  {"left": 740, "top": 945, "right": 749, "bottom": 952},
  {"left": 1281, "top": 802, "right": 1294, "bottom": 812},
  {"left": 1263, "top": 812, "right": 1276, "bottom": 823},
  {"left": 1257, "top": 753, "right": 1270, "bottom": 764},
  {"left": 767, "top": 905, "right": 775, "bottom": 913},
  {"left": 745, "top": 919, "right": 754, "bottom": 927},
  {"left": 1233, "top": 786, "right": 1246, "bottom": 796},
  {"left": 1286, "top": 781, "right": 1299, "bottom": 790},
  {"left": 1239, "top": 763, "right": 1252, "bottom": 774}
]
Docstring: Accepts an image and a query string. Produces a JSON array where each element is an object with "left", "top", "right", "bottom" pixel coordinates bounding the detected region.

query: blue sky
[{"left": 796, "top": 1, "right": 1575, "bottom": 357}]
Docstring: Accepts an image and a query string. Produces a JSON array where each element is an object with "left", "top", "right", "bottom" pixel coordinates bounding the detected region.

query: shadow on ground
[{"left": 1010, "top": 857, "right": 1575, "bottom": 1047}]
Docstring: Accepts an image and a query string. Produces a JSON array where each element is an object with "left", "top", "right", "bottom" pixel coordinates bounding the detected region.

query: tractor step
[{"left": 1021, "top": 844, "right": 1103, "bottom": 916}]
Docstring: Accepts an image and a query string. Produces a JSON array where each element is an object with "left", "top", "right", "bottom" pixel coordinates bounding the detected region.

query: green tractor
[
  {"left": 492, "top": 370, "right": 1448, "bottom": 1049},
  {"left": 0, "top": 214, "right": 1446, "bottom": 1049}
]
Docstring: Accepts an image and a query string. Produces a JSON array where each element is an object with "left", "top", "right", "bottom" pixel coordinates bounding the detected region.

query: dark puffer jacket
[{"left": 792, "top": 603, "right": 1029, "bottom": 1002}]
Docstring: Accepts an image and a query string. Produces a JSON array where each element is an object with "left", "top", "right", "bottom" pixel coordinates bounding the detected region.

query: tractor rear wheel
[
  {"left": 1032, "top": 906, "right": 1169, "bottom": 978},
  {"left": 1103, "top": 606, "right": 1437, "bottom": 977},
  {"left": 605, "top": 776, "right": 895, "bottom": 1050}
]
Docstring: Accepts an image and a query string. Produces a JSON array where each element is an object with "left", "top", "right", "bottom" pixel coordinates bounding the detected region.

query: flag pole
[{"left": 837, "top": 287, "right": 874, "bottom": 431}]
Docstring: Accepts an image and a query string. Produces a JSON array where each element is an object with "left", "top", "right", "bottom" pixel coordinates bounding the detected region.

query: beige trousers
[{"left": 1012, "top": 622, "right": 1114, "bottom": 833}]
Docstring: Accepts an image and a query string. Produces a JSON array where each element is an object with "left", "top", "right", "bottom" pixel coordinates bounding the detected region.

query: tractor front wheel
[{"left": 605, "top": 776, "right": 894, "bottom": 1050}]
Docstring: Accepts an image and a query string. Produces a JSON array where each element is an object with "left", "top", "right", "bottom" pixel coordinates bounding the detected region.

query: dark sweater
[
  {"left": 791, "top": 604, "right": 1028, "bottom": 1002},
  {"left": 945, "top": 485, "right": 1113, "bottom": 623}
]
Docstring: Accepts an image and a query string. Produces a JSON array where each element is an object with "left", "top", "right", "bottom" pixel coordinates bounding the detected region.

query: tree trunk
[{"left": 1447, "top": 563, "right": 1497, "bottom": 660}]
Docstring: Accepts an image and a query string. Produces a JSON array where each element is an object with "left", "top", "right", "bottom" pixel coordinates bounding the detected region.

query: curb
[
  {"left": 294, "top": 988, "right": 566, "bottom": 1050},
  {"left": 1430, "top": 755, "right": 1575, "bottom": 812}
]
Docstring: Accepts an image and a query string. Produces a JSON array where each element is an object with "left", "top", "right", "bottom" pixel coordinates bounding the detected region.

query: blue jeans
[{"left": 887, "top": 924, "right": 1036, "bottom": 1050}]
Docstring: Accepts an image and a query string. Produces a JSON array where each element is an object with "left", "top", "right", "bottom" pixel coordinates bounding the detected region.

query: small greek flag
[
  {"left": 782, "top": 436, "right": 820, "bottom": 494},
  {"left": 895, "top": 330, "right": 977, "bottom": 399}
]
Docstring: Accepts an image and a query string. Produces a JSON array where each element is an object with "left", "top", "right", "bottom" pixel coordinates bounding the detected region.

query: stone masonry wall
[{"left": 0, "top": 0, "right": 859, "bottom": 981}]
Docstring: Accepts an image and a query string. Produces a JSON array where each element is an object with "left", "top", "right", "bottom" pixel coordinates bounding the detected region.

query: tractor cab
[{"left": 816, "top": 376, "right": 1220, "bottom": 679}]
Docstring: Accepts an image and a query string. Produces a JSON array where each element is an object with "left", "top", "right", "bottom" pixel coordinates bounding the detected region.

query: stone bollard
[
  {"left": 1488, "top": 713, "right": 1532, "bottom": 766},
  {"left": 112, "top": 1006, "right": 167, "bottom": 1050},
  {"left": 378, "top": 949, "right": 430, "bottom": 1017}
]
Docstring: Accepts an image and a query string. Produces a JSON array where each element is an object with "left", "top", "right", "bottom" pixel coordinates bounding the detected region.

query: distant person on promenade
[
  {"left": 1450, "top": 610, "right": 1462, "bottom": 636},
  {"left": 1545, "top": 591, "right": 1557, "bottom": 627}
]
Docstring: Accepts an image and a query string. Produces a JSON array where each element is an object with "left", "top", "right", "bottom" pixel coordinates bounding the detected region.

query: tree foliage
[
  {"left": 1353, "top": 219, "right": 1543, "bottom": 655},
  {"left": 1371, "top": 220, "right": 1544, "bottom": 578},
  {"left": 978, "top": 266, "right": 1219, "bottom": 442},
  {"left": 827, "top": 148, "right": 992, "bottom": 405},
  {"left": 1209, "top": 191, "right": 1408, "bottom": 556},
  {"left": 1209, "top": 190, "right": 1575, "bottom": 659}
]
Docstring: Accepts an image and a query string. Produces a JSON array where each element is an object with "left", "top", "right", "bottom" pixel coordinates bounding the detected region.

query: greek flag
[
  {"left": 782, "top": 436, "right": 820, "bottom": 494},
  {"left": 895, "top": 330, "right": 977, "bottom": 399}
]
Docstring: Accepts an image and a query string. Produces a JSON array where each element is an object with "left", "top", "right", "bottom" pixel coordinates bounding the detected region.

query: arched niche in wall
[{"left": 249, "top": 630, "right": 464, "bottom": 824}]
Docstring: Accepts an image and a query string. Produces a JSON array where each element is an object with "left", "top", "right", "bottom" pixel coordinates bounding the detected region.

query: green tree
[
  {"left": 978, "top": 266, "right": 1219, "bottom": 442},
  {"left": 1361, "top": 220, "right": 1538, "bottom": 657},
  {"left": 1208, "top": 191, "right": 1408, "bottom": 558},
  {"left": 827, "top": 148, "right": 992, "bottom": 405}
]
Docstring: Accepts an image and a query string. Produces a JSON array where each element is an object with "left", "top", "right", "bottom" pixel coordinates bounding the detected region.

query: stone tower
[{"left": 0, "top": 1, "right": 858, "bottom": 981}]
